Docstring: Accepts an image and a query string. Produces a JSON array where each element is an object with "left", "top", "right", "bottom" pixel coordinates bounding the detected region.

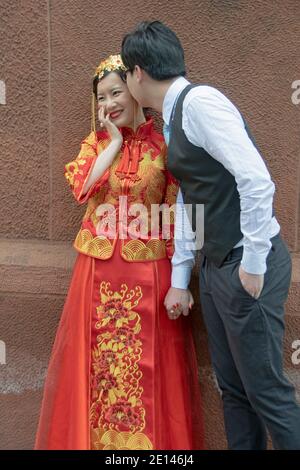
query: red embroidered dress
[{"left": 34, "top": 118, "right": 204, "bottom": 450}]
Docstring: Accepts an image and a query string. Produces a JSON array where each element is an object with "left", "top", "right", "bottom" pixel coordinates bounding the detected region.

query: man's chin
[
  {"left": 135, "top": 97, "right": 147, "bottom": 108},
  {"left": 129, "top": 91, "right": 145, "bottom": 108}
]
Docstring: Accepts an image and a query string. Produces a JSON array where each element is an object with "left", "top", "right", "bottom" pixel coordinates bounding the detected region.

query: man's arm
[
  {"left": 183, "top": 86, "right": 279, "bottom": 296},
  {"left": 164, "top": 189, "right": 196, "bottom": 318},
  {"left": 171, "top": 189, "right": 196, "bottom": 288}
]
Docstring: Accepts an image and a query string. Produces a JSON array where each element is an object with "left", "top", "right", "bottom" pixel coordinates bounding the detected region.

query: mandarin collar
[{"left": 120, "top": 117, "right": 154, "bottom": 142}]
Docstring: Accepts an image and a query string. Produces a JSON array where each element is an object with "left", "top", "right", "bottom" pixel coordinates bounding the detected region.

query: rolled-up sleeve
[{"left": 171, "top": 189, "right": 196, "bottom": 289}]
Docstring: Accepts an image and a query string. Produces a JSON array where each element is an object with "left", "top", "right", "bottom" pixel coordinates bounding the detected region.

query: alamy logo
[
  {"left": 291, "top": 339, "right": 300, "bottom": 366},
  {"left": 0, "top": 340, "right": 6, "bottom": 365},
  {"left": 291, "top": 80, "right": 300, "bottom": 105},
  {"left": 94, "top": 197, "right": 205, "bottom": 250},
  {"left": 0, "top": 80, "right": 6, "bottom": 105}
]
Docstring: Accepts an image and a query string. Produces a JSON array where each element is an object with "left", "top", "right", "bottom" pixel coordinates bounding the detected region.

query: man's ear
[{"left": 135, "top": 65, "right": 143, "bottom": 82}]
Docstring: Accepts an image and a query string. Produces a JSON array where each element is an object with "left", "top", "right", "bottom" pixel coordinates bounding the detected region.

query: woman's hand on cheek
[{"left": 98, "top": 106, "right": 123, "bottom": 146}]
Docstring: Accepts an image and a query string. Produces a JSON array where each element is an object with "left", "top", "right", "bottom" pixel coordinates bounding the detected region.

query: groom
[{"left": 121, "top": 21, "right": 300, "bottom": 450}]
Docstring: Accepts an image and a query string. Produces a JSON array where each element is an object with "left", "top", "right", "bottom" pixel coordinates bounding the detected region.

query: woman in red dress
[{"left": 34, "top": 55, "right": 204, "bottom": 450}]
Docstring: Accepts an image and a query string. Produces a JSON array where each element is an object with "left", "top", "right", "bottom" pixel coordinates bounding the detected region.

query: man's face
[{"left": 125, "top": 68, "right": 147, "bottom": 107}]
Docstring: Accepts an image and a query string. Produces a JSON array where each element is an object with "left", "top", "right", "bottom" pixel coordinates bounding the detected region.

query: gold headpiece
[
  {"left": 91, "top": 54, "right": 127, "bottom": 133},
  {"left": 94, "top": 54, "right": 127, "bottom": 81}
]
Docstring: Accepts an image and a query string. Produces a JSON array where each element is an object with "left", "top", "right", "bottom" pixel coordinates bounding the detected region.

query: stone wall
[{"left": 0, "top": 0, "right": 299, "bottom": 449}]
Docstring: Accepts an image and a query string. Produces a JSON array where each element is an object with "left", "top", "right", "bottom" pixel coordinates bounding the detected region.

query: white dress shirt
[{"left": 163, "top": 77, "right": 280, "bottom": 289}]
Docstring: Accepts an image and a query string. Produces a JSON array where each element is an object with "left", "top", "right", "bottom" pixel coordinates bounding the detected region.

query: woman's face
[{"left": 96, "top": 71, "right": 135, "bottom": 128}]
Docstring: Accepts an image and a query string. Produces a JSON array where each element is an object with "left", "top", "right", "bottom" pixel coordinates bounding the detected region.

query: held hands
[
  {"left": 98, "top": 107, "right": 123, "bottom": 147},
  {"left": 238, "top": 265, "right": 264, "bottom": 299},
  {"left": 164, "top": 287, "right": 194, "bottom": 320}
]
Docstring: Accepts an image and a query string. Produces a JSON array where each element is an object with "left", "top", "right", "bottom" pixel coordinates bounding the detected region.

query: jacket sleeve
[
  {"left": 64, "top": 131, "right": 109, "bottom": 204},
  {"left": 162, "top": 145, "right": 179, "bottom": 259}
]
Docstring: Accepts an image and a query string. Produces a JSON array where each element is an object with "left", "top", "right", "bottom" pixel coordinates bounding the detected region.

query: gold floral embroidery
[
  {"left": 64, "top": 161, "right": 80, "bottom": 188},
  {"left": 74, "top": 228, "right": 168, "bottom": 261},
  {"left": 74, "top": 229, "right": 114, "bottom": 259},
  {"left": 121, "top": 239, "right": 166, "bottom": 261},
  {"left": 91, "top": 428, "right": 153, "bottom": 450},
  {"left": 164, "top": 182, "right": 178, "bottom": 224},
  {"left": 90, "top": 282, "right": 153, "bottom": 450}
]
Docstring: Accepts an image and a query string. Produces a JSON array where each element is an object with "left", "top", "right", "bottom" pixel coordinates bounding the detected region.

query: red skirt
[{"left": 34, "top": 241, "right": 204, "bottom": 450}]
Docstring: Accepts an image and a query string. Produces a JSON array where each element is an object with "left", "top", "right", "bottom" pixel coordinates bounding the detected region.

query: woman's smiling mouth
[{"left": 109, "top": 110, "right": 123, "bottom": 119}]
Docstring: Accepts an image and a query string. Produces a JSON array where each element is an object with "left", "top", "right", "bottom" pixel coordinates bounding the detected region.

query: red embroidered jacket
[{"left": 64, "top": 118, "right": 179, "bottom": 262}]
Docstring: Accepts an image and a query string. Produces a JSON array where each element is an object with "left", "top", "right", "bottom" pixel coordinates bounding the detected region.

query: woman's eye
[
  {"left": 113, "top": 91, "right": 121, "bottom": 96},
  {"left": 97, "top": 97, "right": 104, "bottom": 102}
]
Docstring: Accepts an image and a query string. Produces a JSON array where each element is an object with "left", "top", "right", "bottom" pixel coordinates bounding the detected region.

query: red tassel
[
  {"left": 129, "top": 140, "right": 141, "bottom": 174},
  {"left": 116, "top": 139, "right": 142, "bottom": 178},
  {"left": 116, "top": 141, "right": 130, "bottom": 176}
]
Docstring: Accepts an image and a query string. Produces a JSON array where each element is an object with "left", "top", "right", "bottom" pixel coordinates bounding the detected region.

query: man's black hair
[{"left": 121, "top": 21, "right": 186, "bottom": 81}]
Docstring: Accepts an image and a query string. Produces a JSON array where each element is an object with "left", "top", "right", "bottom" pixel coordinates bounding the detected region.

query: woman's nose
[{"left": 106, "top": 99, "right": 117, "bottom": 111}]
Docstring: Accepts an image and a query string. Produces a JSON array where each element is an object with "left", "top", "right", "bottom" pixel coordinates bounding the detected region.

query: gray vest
[{"left": 167, "top": 84, "right": 261, "bottom": 267}]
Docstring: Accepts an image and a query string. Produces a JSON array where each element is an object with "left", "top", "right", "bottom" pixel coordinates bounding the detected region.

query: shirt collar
[{"left": 162, "top": 76, "right": 190, "bottom": 126}]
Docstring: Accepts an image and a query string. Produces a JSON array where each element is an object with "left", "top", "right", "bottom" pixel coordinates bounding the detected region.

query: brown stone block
[
  {"left": 0, "top": 291, "right": 67, "bottom": 449},
  {"left": 0, "top": 238, "right": 76, "bottom": 295},
  {"left": 0, "top": 390, "right": 42, "bottom": 450},
  {"left": 0, "top": 0, "right": 50, "bottom": 239},
  {"left": 198, "top": 365, "right": 226, "bottom": 450},
  {"left": 0, "top": 238, "right": 77, "bottom": 449}
]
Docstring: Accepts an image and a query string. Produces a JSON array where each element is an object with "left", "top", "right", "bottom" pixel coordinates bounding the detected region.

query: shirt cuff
[
  {"left": 240, "top": 248, "right": 270, "bottom": 275},
  {"left": 171, "top": 266, "right": 192, "bottom": 289}
]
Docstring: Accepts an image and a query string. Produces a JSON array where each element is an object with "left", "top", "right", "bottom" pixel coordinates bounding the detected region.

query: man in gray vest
[{"left": 121, "top": 21, "right": 300, "bottom": 449}]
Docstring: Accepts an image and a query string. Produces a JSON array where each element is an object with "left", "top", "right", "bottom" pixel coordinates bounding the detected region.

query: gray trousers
[{"left": 200, "top": 233, "right": 300, "bottom": 449}]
